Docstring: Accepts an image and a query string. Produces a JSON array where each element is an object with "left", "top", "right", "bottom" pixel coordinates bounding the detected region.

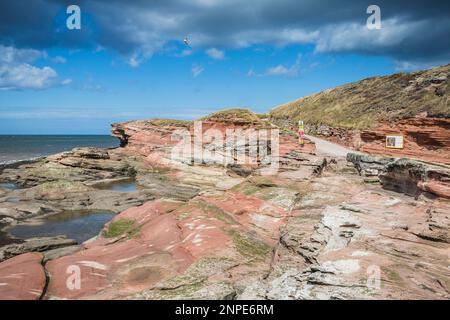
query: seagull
[{"left": 183, "top": 36, "right": 190, "bottom": 46}]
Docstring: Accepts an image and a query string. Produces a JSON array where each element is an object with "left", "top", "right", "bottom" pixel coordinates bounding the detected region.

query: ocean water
[{"left": 0, "top": 135, "right": 119, "bottom": 164}]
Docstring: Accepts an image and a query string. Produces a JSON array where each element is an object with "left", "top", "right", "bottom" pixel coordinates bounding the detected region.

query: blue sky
[
  {"left": 0, "top": 1, "right": 449, "bottom": 134},
  {"left": 0, "top": 46, "right": 395, "bottom": 134}
]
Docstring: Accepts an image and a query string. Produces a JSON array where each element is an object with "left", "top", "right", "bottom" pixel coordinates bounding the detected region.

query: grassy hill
[
  {"left": 270, "top": 64, "right": 450, "bottom": 129},
  {"left": 200, "top": 108, "right": 269, "bottom": 126}
]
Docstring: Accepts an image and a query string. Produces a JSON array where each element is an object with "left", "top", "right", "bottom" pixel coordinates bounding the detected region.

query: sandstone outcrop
[
  {"left": 0, "top": 252, "right": 46, "bottom": 300},
  {"left": 347, "top": 153, "right": 450, "bottom": 199},
  {"left": 0, "top": 236, "right": 77, "bottom": 262},
  {"left": 279, "top": 116, "right": 450, "bottom": 165},
  {"left": 358, "top": 117, "right": 450, "bottom": 165}
]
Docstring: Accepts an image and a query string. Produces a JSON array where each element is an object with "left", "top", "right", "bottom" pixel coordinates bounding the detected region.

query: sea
[{"left": 0, "top": 135, "right": 119, "bottom": 165}]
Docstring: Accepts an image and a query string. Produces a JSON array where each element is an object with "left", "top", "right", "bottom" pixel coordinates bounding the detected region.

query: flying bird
[{"left": 183, "top": 36, "right": 190, "bottom": 46}]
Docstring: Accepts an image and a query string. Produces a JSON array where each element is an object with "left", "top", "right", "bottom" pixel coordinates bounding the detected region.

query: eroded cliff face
[
  {"left": 0, "top": 113, "right": 449, "bottom": 300},
  {"left": 111, "top": 120, "right": 187, "bottom": 155},
  {"left": 359, "top": 117, "right": 450, "bottom": 165},
  {"left": 111, "top": 117, "right": 316, "bottom": 169},
  {"left": 347, "top": 153, "right": 450, "bottom": 200},
  {"left": 306, "top": 117, "right": 450, "bottom": 165}
]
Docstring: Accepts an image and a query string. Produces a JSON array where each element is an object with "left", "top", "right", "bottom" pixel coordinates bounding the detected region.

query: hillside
[{"left": 270, "top": 64, "right": 450, "bottom": 129}]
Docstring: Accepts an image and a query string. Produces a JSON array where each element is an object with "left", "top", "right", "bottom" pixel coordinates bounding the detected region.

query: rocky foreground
[{"left": 0, "top": 111, "right": 449, "bottom": 300}]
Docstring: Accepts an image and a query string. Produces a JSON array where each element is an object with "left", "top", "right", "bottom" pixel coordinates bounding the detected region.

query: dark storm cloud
[{"left": 1, "top": 0, "right": 450, "bottom": 65}]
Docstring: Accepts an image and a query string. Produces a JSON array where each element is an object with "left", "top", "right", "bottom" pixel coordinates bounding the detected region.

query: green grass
[
  {"left": 200, "top": 108, "right": 269, "bottom": 126},
  {"left": 144, "top": 118, "right": 193, "bottom": 127},
  {"left": 103, "top": 218, "right": 140, "bottom": 238},
  {"left": 256, "top": 113, "right": 270, "bottom": 119}
]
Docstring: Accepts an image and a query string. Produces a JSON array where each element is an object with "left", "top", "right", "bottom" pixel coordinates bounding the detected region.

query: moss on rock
[
  {"left": 226, "top": 229, "right": 271, "bottom": 260},
  {"left": 194, "top": 200, "right": 239, "bottom": 225}
]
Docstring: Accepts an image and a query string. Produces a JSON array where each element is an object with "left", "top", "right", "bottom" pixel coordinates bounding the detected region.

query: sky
[{"left": 0, "top": 0, "right": 449, "bottom": 134}]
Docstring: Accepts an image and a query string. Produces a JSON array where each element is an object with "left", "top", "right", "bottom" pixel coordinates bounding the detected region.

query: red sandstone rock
[
  {"left": 279, "top": 135, "right": 316, "bottom": 156},
  {"left": 0, "top": 252, "right": 46, "bottom": 300},
  {"left": 198, "top": 192, "right": 288, "bottom": 244},
  {"left": 46, "top": 200, "right": 194, "bottom": 299},
  {"left": 311, "top": 117, "right": 450, "bottom": 165},
  {"left": 112, "top": 119, "right": 316, "bottom": 165},
  {"left": 418, "top": 180, "right": 450, "bottom": 199},
  {"left": 359, "top": 117, "right": 450, "bottom": 164},
  {"left": 45, "top": 196, "right": 266, "bottom": 299}
]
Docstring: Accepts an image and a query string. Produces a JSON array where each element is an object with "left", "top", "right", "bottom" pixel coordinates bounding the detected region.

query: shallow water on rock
[
  {"left": 5, "top": 196, "right": 21, "bottom": 203},
  {"left": 0, "top": 183, "right": 17, "bottom": 190},
  {"left": 9, "top": 211, "right": 115, "bottom": 244},
  {"left": 0, "top": 228, "right": 22, "bottom": 246},
  {"left": 98, "top": 180, "right": 138, "bottom": 192}
]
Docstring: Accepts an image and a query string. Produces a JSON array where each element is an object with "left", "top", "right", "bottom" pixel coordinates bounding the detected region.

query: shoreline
[
  {"left": 0, "top": 157, "right": 44, "bottom": 171},
  {"left": 0, "top": 135, "right": 120, "bottom": 171},
  {"left": 0, "top": 146, "right": 121, "bottom": 170}
]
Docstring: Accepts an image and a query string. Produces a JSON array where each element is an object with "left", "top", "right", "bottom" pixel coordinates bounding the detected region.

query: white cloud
[
  {"left": 80, "top": 83, "right": 103, "bottom": 92},
  {"left": 218, "top": 28, "right": 318, "bottom": 49},
  {"left": 127, "top": 55, "right": 141, "bottom": 68},
  {"left": 126, "top": 47, "right": 158, "bottom": 67},
  {"left": 265, "top": 54, "right": 301, "bottom": 77},
  {"left": 52, "top": 56, "right": 67, "bottom": 64},
  {"left": 0, "top": 45, "right": 60, "bottom": 90},
  {"left": 266, "top": 65, "right": 289, "bottom": 76},
  {"left": 176, "top": 49, "right": 193, "bottom": 57},
  {"left": 206, "top": 48, "right": 225, "bottom": 60},
  {"left": 315, "top": 19, "right": 424, "bottom": 54},
  {"left": 94, "top": 45, "right": 105, "bottom": 53},
  {"left": 191, "top": 65, "right": 204, "bottom": 77},
  {"left": 247, "top": 68, "right": 256, "bottom": 77},
  {"left": 0, "top": 46, "right": 44, "bottom": 64},
  {"left": 0, "top": 63, "right": 58, "bottom": 90},
  {"left": 394, "top": 60, "right": 444, "bottom": 72},
  {"left": 61, "top": 78, "right": 72, "bottom": 85}
]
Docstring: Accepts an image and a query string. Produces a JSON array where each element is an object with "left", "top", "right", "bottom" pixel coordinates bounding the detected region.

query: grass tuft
[
  {"left": 145, "top": 118, "right": 193, "bottom": 127},
  {"left": 200, "top": 108, "right": 269, "bottom": 126},
  {"left": 103, "top": 218, "right": 140, "bottom": 238}
]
